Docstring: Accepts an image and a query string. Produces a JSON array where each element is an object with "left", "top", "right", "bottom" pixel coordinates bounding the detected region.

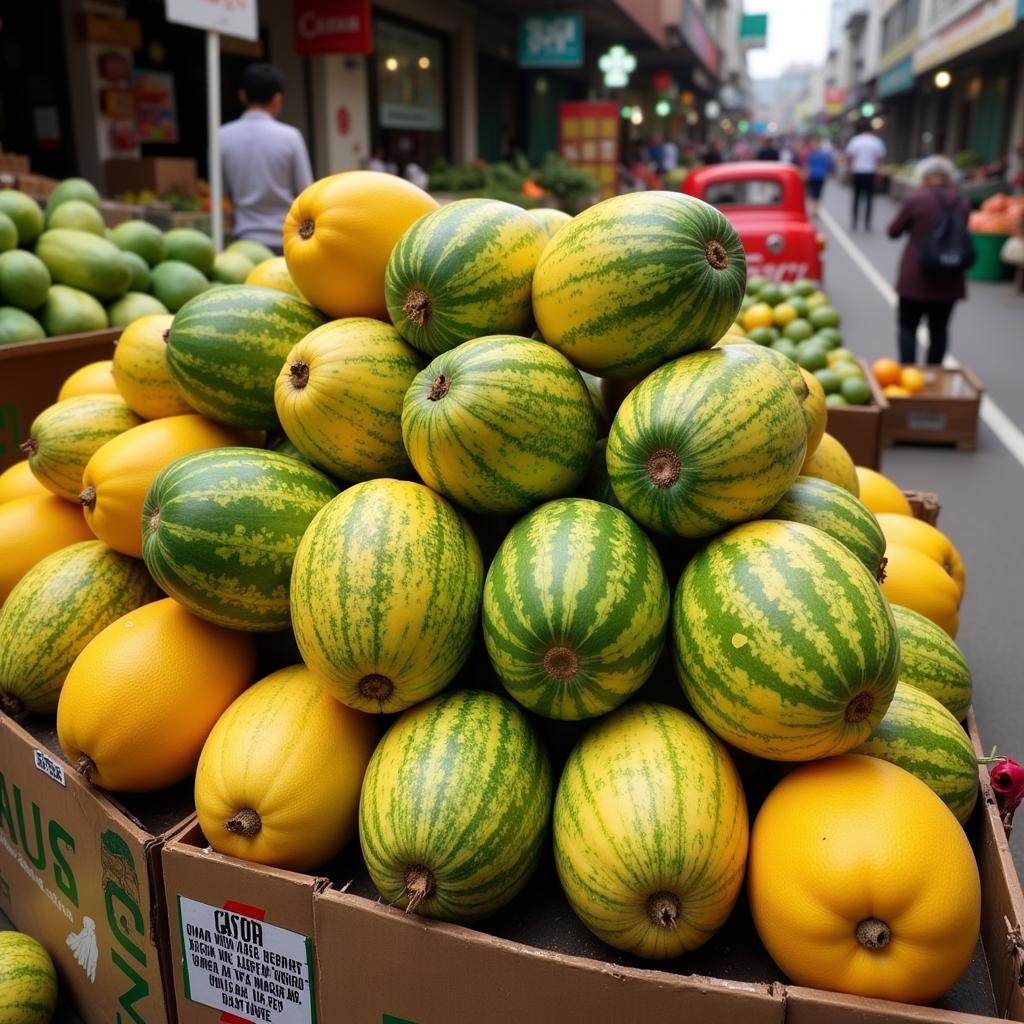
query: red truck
[{"left": 682, "top": 161, "right": 826, "bottom": 283}]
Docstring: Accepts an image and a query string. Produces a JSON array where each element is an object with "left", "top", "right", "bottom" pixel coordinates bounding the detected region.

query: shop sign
[
  {"left": 879, "top": 55, "right": 916, "bottom": 97},
  {"left": 378, "top": 20, "right": 445, "bottom": 132},
  {"left": 134, "top": 70, "right": 180, "bottom": 143},
  {"left": 825, "top": 86, "right": 847, "bottom": 114},
  {"left": 913, "top": 0, "right": 1016, "bottom": 72},
  {"left": 740, "top": 12, "right": 768, "bottom": 47},
  {"left": 680, "top": 0, "right": 720, "bottom": 77},
  {"left": 598, "top": 45, "right": 636, "bottom": 88},
  {"left": 558, "top": 101, "right": 619, "bottom": 200},
  {"left": 165, "top": 0, "right": 258, "bottom": 42},
  {"left": 77, "top": 13, "right": 142, "bottom": 49},
  {"left": 518, "top": 13, "right": 583, "bottom": 68},
  {"left": 294, "top": 0, "right": 372, "bottom": 55}
]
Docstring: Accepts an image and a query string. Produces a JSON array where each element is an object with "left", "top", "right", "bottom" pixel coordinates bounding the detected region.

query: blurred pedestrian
[
  {"left": 662, "top": 137, "right": 679, "bottom": 172},
  {"left": 220, "top": 63, "right": 313, "bottom": 254},
  {"left": 845, "top": 119, "right": 886, "bottom": 230},
  {"left": 804, "top": 138, "right": 834, "bottom": 217},
  {"left": 648, "top": 135, "right": 666, "bottom": 171},
  {"left": 756, "top": 137, "right": 780, "bottom": 161},
  {"left": 887, "top": 156, "right": 972, "bottom": 365},
  {"left": 703, "top": 141, "right": 723, "bottom": 165}
]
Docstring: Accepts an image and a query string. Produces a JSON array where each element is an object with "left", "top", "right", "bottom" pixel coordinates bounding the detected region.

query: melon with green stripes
[
  {"left": 891, "top": 604, "right": 972, "bottom": 720},
  {"left": 402, "top": 335, "right": 597, "bottom": 515},
  {"left": 673, "top": 519, "right": 900, "bottom": 761},
  {"left": 22, "top": 394, "right": 143, "bottom": 500},
  {"left": 767, "top": 475, "right": 885, "bottom": 576},
  {"left": 165, "top": 284, "right": 324, "bottom": 428},
  {"left": 274, "top": 317, "right": 424, "bottom": 481},
  {"left": 852, "top": 682, "right": 979, "bottom": 824},
  {"left": 359, "top": 689, "right": 552, "bottom": 923},
  {"left": 553, "top": 702, "right": 749, "bottom": 958},
  {"left": 142, "top": 447, "right": 338, "bottom": 631},
  {"left": 290, "top": 479, "right": 484, "bottom": 712},
  {"left": 0, "top": 931, "right": 58, "bottom": 1024},
  {"left": 528, "top": 207, "right": 572, "bottom": 240},
  {"left": 0, "top": 540, "right": 159, "bottom": 715},
  {"left": 532, "top": 191, "right": 746, "bottom": 379},
  {"left": 385, "top": 198, "right": 547, "bottom": 357},
  {"left": 606, "top": 346, "right": 807, "bottom": 538},
  {"left": 483, "top": 498, "right": 669, "bottom": 720}
]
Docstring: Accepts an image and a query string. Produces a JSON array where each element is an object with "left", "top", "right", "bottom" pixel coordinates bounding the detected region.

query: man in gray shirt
[{"left": 220, "top": 64, "right": 314, "bottom": 253}]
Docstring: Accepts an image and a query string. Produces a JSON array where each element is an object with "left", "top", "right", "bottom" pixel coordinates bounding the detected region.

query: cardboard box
[
  {"left": 106, "top": 158, "right": 197, "bottom": 198},
  {"left": 904, "top": 489, "right": 941, "bottom": 525},
  {"left": 0, "top": 153, "right": 31, "bottom": 175},
  {"left": 0, "top": 713, "right": 195, "bottom": 1024},
  {"left": 0, "top": 329, "right": 120, "bottom": 471},
  {"left": 825, "top": 357, "right": 890, "bottom": 469},
  {"left": 100, "top": 199, "right": 144, "bottom": 227},
  {"left": 14, "top": 174, "right": 59, "bottom": 200},
  {"left": 884, "top": 366, "right": 984, "bottom": 450}
]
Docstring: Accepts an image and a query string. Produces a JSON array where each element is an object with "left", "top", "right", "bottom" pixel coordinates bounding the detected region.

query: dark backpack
[{"left": 920, "top": 188, "right": 975, "bottom": 272}]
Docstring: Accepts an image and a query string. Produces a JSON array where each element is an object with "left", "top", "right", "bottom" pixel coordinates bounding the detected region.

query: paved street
[{"left": 817, "top": 181, "right": 1024, "bottom": 872}]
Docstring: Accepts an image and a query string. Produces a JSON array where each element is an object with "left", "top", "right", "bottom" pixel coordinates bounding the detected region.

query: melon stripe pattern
[
  {"left": 402, "top": 335, "right": 597, "bottom": 515},
  {"left": 853, "top": 682, "right": 979, "bottom": 824},
  {"left": 891, "top": 604, "right": 972, "bottom": 720},
  {"left": 23, "top": 395, "right": 143, "bottom": 500},
  {"left": 142, "top": 448, "right": 339, "bottom": 631},
  {"left": 532, "top": 191, "right": 747, "bottom": 379},
  {"left": 673, "top": 520, "right": 901, "bottom": 761},
  {"left": 0, "top": 540, "right": 159, "bottom": 714},
  {"left": 553, "top": 702, "right": 748, "bottom": 958},
  {"left": 767, "top": 475, "right": 885, "bottom": 575},
  {"left": 359, "top": 690, "right": 552, "bottom": 923},
  {"left": 290, "top": 479, "right": 484, "bottom": 713},
  {"left": 0, "top": 932, "right": 57, "bottom": 1024},
  {"left": 166, "top": 285, "right": 324, "bottom": 429},
  {"left": 274, "top": 317, "right": 424, "bottom": 481},
  {"left": 607, "top": 347, "right": 807, "bottom": 538},
  {"left": 483, "top": 498, "right": 669, "bottom": 719},
  {"left": 385, "top": 198, "right": 547, "bottom": 357}
]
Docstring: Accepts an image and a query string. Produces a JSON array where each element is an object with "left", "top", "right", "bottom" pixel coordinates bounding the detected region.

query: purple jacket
[{"left": 888, "top": 186, "right": 970, "bottom": 302}]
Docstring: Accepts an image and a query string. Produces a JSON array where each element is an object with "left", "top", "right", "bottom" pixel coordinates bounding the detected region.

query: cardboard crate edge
[{"left": 0, "top": 328, "right": 122, "bottom": 360}]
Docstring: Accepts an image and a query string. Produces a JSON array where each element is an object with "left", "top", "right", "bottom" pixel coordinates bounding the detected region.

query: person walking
[
  {"left": 845, "top": 120, "right": 886, "bottom": 230},
  {"left": 887, "top": 156, "right": 972, "bottom": 365},
  {"left": 219, "top": 63, "right": 314, "bottom": 253},
  {"left": 803, "top": 138, "right": 834, "bottom": 217},
  {"left": 756, "top": 137, "right": 780, "bottom": 161}
]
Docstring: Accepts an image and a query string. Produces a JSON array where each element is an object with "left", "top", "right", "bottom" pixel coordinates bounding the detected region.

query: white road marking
[{"left": 818, "top": 204, "right": 1024, "bottom": 469}]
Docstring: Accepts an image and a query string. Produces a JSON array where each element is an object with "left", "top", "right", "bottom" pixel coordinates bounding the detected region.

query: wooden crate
[
  {"left": 823, "top": 358, "right": 890, "bottom": 469},
  {"left": 883, "top": 366, "right": 983, "bottom": 450}
]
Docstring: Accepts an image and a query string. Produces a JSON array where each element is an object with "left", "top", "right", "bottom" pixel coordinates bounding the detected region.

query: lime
[
  {"left": 746, "top": 275, "right": 767, "bottom": 296},
  {"left": 792, "top": 279, "right": 818, "bottom": 297},
  {"left": 811, "top": 331, "right": 841, "bottom": 351},
  {"left": 828, "top": 347, "right": 857, "bottom": 363},
  {"left": 740, "top": 295, "right": 755, "bottom": 312},
  {"left": 759, "top": 284, "right": 785, "bottom": 307},
  {"left": 747, "top": 325, "right": 779, "bottom": 345},
  {"left": 805, "top": 294, "right": 827, "bottom": 310},
  {"left": 814, "top": 368, "right": 843, "bottom": 395},
  {"left": 825, "top": 393, "right": 849, "bottom": 406},
  {"left": 787, "top": 296, "right": 809, "bottom": 319},
  {"left": 809, "top": 306, "right": 840, "bottom": 330},
  {"left": 770, "top": 338, "right": 798, "bottom": 360},
  {"left": 840, "top": 377, "right": 873, "bottom": 405},
  {"left": 783, "top": 318, "right": 814, "bottom": 342},
  {"left": 832, "top": 361, "right": 864, "bottom": 382},
  {"left": 796, "top": 346, "right": 828, "bottom": 372}
]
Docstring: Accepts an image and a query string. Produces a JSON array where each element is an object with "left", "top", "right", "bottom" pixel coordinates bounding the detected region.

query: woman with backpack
[{"left": 887, "top": 156, "right": 973, "bottom": 364}]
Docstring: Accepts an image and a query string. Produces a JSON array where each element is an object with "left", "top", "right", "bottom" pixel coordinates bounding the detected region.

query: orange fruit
[
  {"left": 58, "top": 360, "right": 119, "bottom": 401},
  {"left": 900, "top": 366, "right": 926, "bottom": 393},
  {"left": 741, "top": 302, "right": 775, "bottom": 331},
  {"left": 749, "top": 755, "right": 980, "bottom": 1004},
  {"left": 876, "top": 513, "right": 965, "bottom": 596},
  {"left": 883, "top": 384, "right": 911, "bottom": 398},
  {"left": 283, "top": 171, "right": 438, "bottom": 321},
  {"left": 872, "top": 358, "right": 903, "bottom": 388},
  {"left": 0, "top": 460, "right": 48, "bottom": 505},
  {"left": 854, "top": 467, "right": 912, "bottom": 515}
]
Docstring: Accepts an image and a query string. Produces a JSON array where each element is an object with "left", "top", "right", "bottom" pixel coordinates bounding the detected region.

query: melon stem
[
  {"left": 79, "top": 486, "right": 97, "bottom": 511},
  {"left": 0, "top": 692, "right": 23, "bottom": 716},
  {"left": 226, "top": 808, "right": 262, "bottom": 839},
  {"left": 856, "top": 917, "right": 891, "bottom": 950},
  {"left": 403, "top": 864, "right": 435, "bottom": 915},
  {"left": 290, "top": 362, "right": 310, "bottom": 389},
  {"left": 428, "top": 374, "right": 450, "bottom": 402},
  {"left": 647, "top": 448, "right": 681, "bottom": 488},
  {"left": 75, "top": 755, "right": 96, "bottom": 781},
  {"left": 404, "top": 288, "right": 432, "bottom": 327},
  {"left": 544, "top": 646, "right": 579, "bottom": 681},
  {"left": 358, "top": 673, "right": 395, "bottom": 703},
  {"left": 299, "top": 218, "right": 315, "bottom": 240},
  {"left": 845, "top": 691, "right": 876, "bottom": 723},
  {"left": 705, "top": 239, "right": 730, "bottom": 270},
  {"left": 647, "top": 891, "right": 681, "bottom": 929},
  {"left": 19, "top": 437, "right": 37, "bottom": 456}
]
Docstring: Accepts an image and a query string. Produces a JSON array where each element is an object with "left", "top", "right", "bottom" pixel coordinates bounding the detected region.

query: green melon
[
  {"left": 0, "top": 930, "right": 58, "bottom": 1024},
  {"left": 110, "top": 219, "right": 167, "bottom": 266},
  {"left": 47, "top": 198, "right": 106, "bottom": 235},
  {"left": 0, "top": 190, "right": 44, "bottom": 247},
  {"left": 0, "top": 212, "right": 18, "bottom": 252},
  {"left": 106, "top": 290, "right": 169, "bottom": 327},
  {"left": 163, "top": 227, "right": 215, "bottom": 274},
  {"left": 150, "top": 260, "right": 210, "bottom": 312},
  {"left": 228, "top": 239, "right": 276, "bottom": 265},
  {"left": 39, "top": 284, "right": 109, "bottom": 336},
  {"left": 35, "top": 228, "right": 132, "bottom": 300},
  {"left": 45, "top": 177, "right": 101, "bottom": 219},
  {"left": 119, "top": 250, "right": 151, "bottom": 292},
  {"left": 891, "top": 604, "right": 972, "bottom": 719},
  {"left": 0, "top": 307, "right": 45, "bottom": 344},
  {"left": 212, "top": 250, "right": 255, "bottom": 284}
]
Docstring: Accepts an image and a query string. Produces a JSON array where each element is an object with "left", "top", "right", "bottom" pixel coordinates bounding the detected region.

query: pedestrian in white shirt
[
  {"left": 219, "top": 64, "right": 314, "bottom": 253},
  {"left": 844, "top": 120, "right": 887, "bottom": 231}
]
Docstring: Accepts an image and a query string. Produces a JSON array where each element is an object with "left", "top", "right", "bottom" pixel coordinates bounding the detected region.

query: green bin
[{"left": 968, "top": 232, "right": 1012, "bottom": 282}]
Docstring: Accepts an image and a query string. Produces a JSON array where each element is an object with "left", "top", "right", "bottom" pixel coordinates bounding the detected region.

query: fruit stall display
[
  {"left": 0, "top": 173, "right": 1013, "bottom": 1023},
  {"left": 0, "top": 177, "right": 298, "bottom": 344}
]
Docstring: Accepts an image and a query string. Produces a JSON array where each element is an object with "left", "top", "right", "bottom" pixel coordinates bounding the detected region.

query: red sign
[
  {"left": 336, "top": 105, "right": 350, "bottom": 136},
  {"left": 294, "top": 0, "right": 372, "bottom": 55}
]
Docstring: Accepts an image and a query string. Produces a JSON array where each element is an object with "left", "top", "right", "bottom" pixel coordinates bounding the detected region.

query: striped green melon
[
  {"left": 852, "top": 682, "right": 979, "bottom": 824},
  {"left": 142, "top": 447, "right": 338, "bottom": 631},
  {"left": 290, "top": 479, "right": 483, "bottom": 712},
  {"left": 274, "top": 317, "right": 424, "bottom": 481},
  {"left": 385, "top": 198, "right": 547, "bottom": 357},
  {"left": 482, "top": 498, "right": 669, "bottom": 720},
  {"left": 359, "top": 689, "right": 552, "bottom": 922},
  {"left": 891, "top": 604, "right": 972, "bottom": 720},
  {"left": 553, "top": 702, "right": 748, "bottom": 958},
  {"left": 166, "top": 285, "right": 324, "bottom": 428},
  {"left": 607, "top": 346, "right": 806, "bottom": 538},
  {"left": 268, "top": 434, "right": 312, "bottom": 464},
  {"left": 532, "top": 191, "right": 746, "bottom": 379},
  {"left": 673, "top": 519, "right": 900, "bottom": 761},
  {"left": 0, "top": 540, "right": 159, "bottom": 715},
  {"left": 22, "top": 394, "right": 143, "bottom": 500},
  {"left": 402, "top": 335, "right": 597, "bottom": 515},
  {"left": 528, "top": 207, "right": 572, "bottom": 239},
  {"left": 0, "top": 931, "right": 57, "bottom": 1024},
  {"left": 767, "top": 475, "right": 885, "bottom": 576}
]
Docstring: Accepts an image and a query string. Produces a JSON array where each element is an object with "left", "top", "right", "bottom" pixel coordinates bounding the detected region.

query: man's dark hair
[
  {"left": 241, "top": 63, "right": 285, "bottom": 105},
  {"left": 857, "top": 118, "right": 871, "bottom": 133}
]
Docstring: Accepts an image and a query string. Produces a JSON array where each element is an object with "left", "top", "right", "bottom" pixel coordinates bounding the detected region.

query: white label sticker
[
  {"left": 178, "top": 895, "right": 315, "bottom": 1024},
  {"left": 33, "top": 749, "right": 66, "bottom": 786},
  {"left": 906, "top": 411, "right": 948, "bottom": 432}
]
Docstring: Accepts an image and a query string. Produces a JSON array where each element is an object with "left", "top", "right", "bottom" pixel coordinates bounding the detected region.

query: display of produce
[
  {"left": 748, "top": 755, "right": 980, "bottom": 1004},
  {"left": 44, "top": 177, "right": 101, "bottom": 218},
  {"left": 0, "top": 930, "right": 57, "bottom": 1024},
  {"left": 872, "top": 357, "right": 928, "bottom": 397},
  {"left": 56, "top": 598, "right": 256, "bottom": 792},
  {"left": 385, "top": 198, "right": 547, "bottom": 356},
  {"left": 891, "top": 604, "right": 973, "bottom": 719},
  {"left": 58, "top": 359, "right": 118, "bottom": 400},
  {"left": 402, "top": 335, "right": 597, "bottom": 514},
  {"left": 359, "top": 689, "right": 552, "bottom": 923},
  {"left": 195, "top": 664, "right": 379, "bottom": 870},
  {"left": 533, "top": 191, "right": 746, "bottom": 378}
]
